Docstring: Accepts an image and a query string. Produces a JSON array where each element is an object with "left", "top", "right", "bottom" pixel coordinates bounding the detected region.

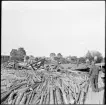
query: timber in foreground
[{"left": 1, "top": 49, "right": 105, "bottom": 104}]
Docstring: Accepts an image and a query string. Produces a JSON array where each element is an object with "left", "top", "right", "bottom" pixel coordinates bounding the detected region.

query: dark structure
[{"left": 1, "top": 55, "right": 10, "bottom": 63}]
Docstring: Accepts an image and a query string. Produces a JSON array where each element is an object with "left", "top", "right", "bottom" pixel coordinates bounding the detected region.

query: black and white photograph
[{"left": 1, "top": 1, "right": 105, "bottom": 104}]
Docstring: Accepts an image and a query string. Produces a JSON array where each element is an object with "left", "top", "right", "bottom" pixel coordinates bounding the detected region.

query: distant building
[{"left": 1, "top": 55, "right": 10, "bottom": 63}]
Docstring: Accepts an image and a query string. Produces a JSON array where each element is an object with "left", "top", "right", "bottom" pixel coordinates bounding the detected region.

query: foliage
[
  {"left": 66, "top": 56, "right": 71, "bottom": 64},
  {"left": 44, "top": 57, "right": 52, "bottom": 64},
  {"left": 91, "top": 51, "right": 103, "bottom": 63},
  {"left": 10, "top": 47, "right": 26, "bottom": 62},
  {"left": 10, "top": 49, "right": 19, "bottom": 62},
  {"left": 53, "top": 56, "right": 68, "bottom": 64},
  {"left": 1, "top": 55, "right": 10, "bottom": 63},
  {"left": 85, "top": 51, "right": 93, "bottom": 62},
  {"left": 85, "top": 50, "right": 103, "bottom": 63},
  {"left": 54, "top": 57, "right": 60, "bottom": 62},
  {"left": 17, "top": 47, "right": 26, "bottom": 58},
  {"left": 57, "top": 53, "right": 63, "bottom": 58},
  {"left": 27, "top": 55, "right": 35, "bottom": 64},
  {"left": 78, "top": 57, "right": 86, "bottom": 64},
  {"left": 61, "top": 58, "right": 68, "bottom": 64},
  {"left": 10, "top": 49, "right": 18, "bottom": 57},
  {"left": 24, "top": 56, "right": 29, "bottom": 61},
  {"left": 50, "top": 53, "right": 56, "bottom": 58},
  {"left": 70, "top": 56, "right": 78, "bottom": 64}
]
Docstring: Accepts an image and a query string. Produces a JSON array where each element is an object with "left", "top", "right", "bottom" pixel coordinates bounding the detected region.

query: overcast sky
[{"left": 2, "top": 1, "right": 105, "bottom": 57}]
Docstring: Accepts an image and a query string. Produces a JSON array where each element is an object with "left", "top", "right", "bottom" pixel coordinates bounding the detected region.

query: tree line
[{"left": 5, "top": 47, "right": 104, "bottom": 64}]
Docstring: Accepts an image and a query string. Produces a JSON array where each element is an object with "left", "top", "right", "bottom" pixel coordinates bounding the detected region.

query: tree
[
  {"left": 17, "top": 47, "right": 26, "bottom": 61},
  {"left": 24, "top": 56, "right": 29, "bottom": 62},
  {"left": 70, "top": 56, "right": 77, "bottom": 64},
  {"left": 85, "top": 50, "right": 94, "bottom": 62},
  {"left": 61, "top": 57, "right": 68, "bottom": 64},
  {"left": 66, "top": 56, "right": 72, "bottom": 63},
  {"left": 57, "top": 53, "right": 63, "bottom": 58},
  {"left": 45, "top": 57, "right": 52, "bottom": 64},
  {"left": 54, "top": 56, "right": 60, "bottom": 62},
  {"left": 85, "top": 50, "right": 103, "bottom": 63},
  {"left": 10, "top": 49, "right": 18, "bottom": 61},
  {"left": 78, "top": 57, "right": 86, "bottom": 64},
  {"left": 50, "top": 53, "right": 56, "bottom": 57},
  {"left": 90, "top": 51, "right": 103, "bottom": 63},
  {"left": 50, "top": 53, "right": 56, "bottom": 60},
  {"left": 10, "top": 49, "right": 19, "bottom": 69},
  {"left": 10, "top": 47, "right": 26, "bottom": 62},
  {"left": 10, "top": 49, "right": 17, "bottom": 57}
]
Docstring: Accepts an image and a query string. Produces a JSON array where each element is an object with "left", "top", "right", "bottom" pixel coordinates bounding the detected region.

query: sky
[{"left": 2, "top": 1, "right": 105, "bottom": 57}]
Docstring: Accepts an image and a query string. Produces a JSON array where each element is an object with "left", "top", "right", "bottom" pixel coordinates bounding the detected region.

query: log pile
[
  {"left": 1, "top": 62, "right": 90, "bottom": 104},
  {"left": 1, "top": 58, "right": 45, "bottom": 70}
]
